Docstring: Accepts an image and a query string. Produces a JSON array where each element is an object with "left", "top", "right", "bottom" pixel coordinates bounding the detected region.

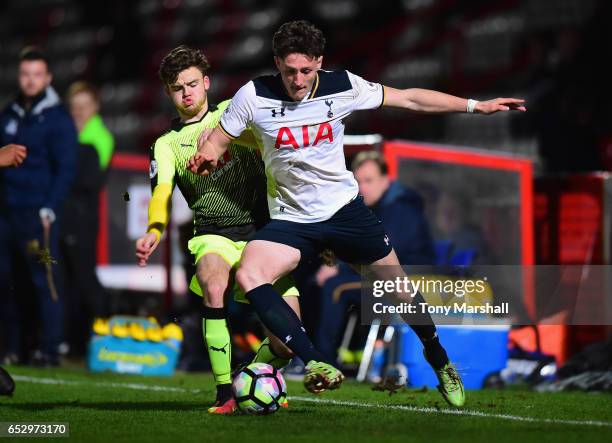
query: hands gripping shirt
[{"left": 219, "top": 70, "right": 385, "bottom": 223}]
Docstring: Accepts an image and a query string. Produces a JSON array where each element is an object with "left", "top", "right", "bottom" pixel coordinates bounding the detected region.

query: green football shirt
[
  {"left": 79, "top": 114, "right": 114, "bottom": 170},
  {"left": 150, "top": 100, "right": 268, "bottom": 240}
]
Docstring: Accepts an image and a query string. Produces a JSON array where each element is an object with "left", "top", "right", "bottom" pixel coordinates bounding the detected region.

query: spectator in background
[
  {"left": 433, "top": 191, "right": 495, "bottom": 265},
  {"left": 59, "top": 82, "right": 114, "bottom": 357},
  {"left": 0, "top": 47, "right": 77, "bottom": 366},
  {"left": 67, "top": 81, "right": 114, "bottom": 170},
  {"left": 314, "top": 151, "right": 436, "bottom": 364},
  {"left": 0, "top": 145, "right": 26, "bottom": 394}
]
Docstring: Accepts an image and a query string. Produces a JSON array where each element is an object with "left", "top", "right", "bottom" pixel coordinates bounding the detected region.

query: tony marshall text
[{"left": 372, "top": 302, "right": 509, "bottom": 315}]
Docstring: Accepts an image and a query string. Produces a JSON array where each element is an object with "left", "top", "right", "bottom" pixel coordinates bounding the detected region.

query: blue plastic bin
[{"left": 400, "top": 324, "right": 509, "bottom": 389}]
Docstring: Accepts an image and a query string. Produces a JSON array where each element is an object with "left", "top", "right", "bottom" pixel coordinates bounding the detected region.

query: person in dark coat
[
  {"left": 0, "top": 47, "right": 77, "bottom": 366},
  {"left": 0, "top": 144, "right": 26, "bottom": 392}
]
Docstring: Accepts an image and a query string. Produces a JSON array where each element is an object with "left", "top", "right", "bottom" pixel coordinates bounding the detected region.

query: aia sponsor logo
[{"left": 274, "top": 122, "right": 334, "bottom": 149}]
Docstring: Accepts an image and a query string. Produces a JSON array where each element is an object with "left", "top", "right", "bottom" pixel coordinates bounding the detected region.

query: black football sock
[
  {"left": 246, "top": 284, "right": 325, "bottom": 364},
  {"left": 401, "top": 292, "right": 449, "bottom": 370},
  {"left": 216, "top": 383, "right": 233, "bottom": 403}
]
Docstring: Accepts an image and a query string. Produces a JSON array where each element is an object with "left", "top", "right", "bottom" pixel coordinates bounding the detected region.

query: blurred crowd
[{"left": 1, "top": 1, "right": 609, "bottom": 167}]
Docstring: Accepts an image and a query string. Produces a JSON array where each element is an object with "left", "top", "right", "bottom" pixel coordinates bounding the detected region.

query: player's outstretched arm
[
  {"left": 187, "top": 126, "right": 232, "bottom": 176},
  {"left": 382, "top": 86, "right": 526, "bottom": 115}
]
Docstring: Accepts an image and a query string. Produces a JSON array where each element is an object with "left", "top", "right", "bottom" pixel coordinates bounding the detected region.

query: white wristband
[{"left": 466, "top": 99, "right": 479, "bottom": 113}]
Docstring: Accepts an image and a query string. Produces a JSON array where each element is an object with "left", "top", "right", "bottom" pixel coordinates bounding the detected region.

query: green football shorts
[{"left": 187, "top": 234, "right": 299, "bottom": 303}]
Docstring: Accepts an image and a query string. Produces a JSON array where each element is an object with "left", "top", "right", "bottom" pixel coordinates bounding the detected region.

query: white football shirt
[{"left": 220, "top": 70, "right": 384, "bottom": 223}]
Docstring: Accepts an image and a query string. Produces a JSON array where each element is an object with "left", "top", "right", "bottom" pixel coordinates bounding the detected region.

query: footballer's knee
[
  {"left": 235, "top": 266, "right": 268, "bottom": 293},
  {"left": 203, "top": 280, "right": 227, "bottom": 308}
]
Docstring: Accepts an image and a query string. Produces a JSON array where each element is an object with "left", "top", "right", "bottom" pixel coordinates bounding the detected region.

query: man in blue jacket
[
  {"left": 0, "top": 47, "right": 77, "bottom": 366},
  {"left": 0, "top": 144, "right": 26, "bottom": 392},
  {"left": 314, "top": 150, "right": 435, "bottom": 363}
]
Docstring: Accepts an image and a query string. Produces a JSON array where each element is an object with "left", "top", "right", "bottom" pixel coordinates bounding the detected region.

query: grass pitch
[{"left": 1, "top": 366, "right": 611, "bottom": 443}]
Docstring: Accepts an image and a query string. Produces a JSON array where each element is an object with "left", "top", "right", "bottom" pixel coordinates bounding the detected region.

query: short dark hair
[
  {"left": 19, "top": 46, "right": 50, "bottom": 69},
  {"left": 351, "top": 150, "right": 388, "bottom": 175},
  {"left": 158, "top": 45, "right": 210, "bottom": 86},
  {"left": 272, "top": 20, "right": 326, "bottom": 59}
]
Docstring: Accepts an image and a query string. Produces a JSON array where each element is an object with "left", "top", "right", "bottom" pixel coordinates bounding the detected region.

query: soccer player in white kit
[{"left": 188, "top": 20, "right": 526, "bottom": 406}]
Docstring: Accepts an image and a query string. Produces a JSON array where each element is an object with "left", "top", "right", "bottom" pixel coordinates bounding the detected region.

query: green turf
[{"left": 1, "top": 366, "right": 610, "bottom": 443}]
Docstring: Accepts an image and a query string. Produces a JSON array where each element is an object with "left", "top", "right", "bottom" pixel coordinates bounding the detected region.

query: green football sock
[
  {"left": 202, "top": 307, "right": 232, "bottom": 385},
  {"left": 251, "top": 337, "right": 291, "bottom": 369}
]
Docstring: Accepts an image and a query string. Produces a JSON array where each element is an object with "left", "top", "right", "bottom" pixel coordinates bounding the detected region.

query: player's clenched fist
[
  {"left": 135, "top": 232, "right": 160, "bottom": 267},
  {"left": 187, "top": 151, "right": 218, "bottom": 176},
  {"left": 0, "top": 144, "right": 27, "bottom": 168}
]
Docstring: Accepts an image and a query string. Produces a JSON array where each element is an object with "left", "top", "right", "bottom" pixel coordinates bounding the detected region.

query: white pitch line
[
  {"left": 11, "top": 375, "right": 612, "bottom": 428},
  {"left": 12, "top": 375, "right": 200, "bottom": 394},
  {"left": 290, "top": 396, "right": 612, "bottom": 428}
]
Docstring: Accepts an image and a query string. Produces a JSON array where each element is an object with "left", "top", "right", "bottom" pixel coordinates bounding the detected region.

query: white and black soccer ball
[{"left": 232, "top": 363, "right": 287, "bottom": 415}]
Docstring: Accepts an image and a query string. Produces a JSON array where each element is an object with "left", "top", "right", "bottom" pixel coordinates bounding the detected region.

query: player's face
[
  {"left": 354, "top": 160, "right": 390, "bottom": 207},
  {"left": 69, "top": 91, "right": 99, "bottom": 131},
  {"left": 275, "top": 53, "right": 322, "bottom": 101},
  {"left": 18, "top": 60, "right": 51, "bottom": 99},
  {"left": 166, "top": 66, "right": 210, "bottom": 119}
]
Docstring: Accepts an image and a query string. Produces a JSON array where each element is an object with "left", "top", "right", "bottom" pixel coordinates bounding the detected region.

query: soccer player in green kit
[{"left": 135, "top": 46, "right": 298, "bottom": 414}]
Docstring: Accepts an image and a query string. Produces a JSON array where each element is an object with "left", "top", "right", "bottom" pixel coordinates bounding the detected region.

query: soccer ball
[{"left": 232, "top": 363, "right": 287, "bottom": 415}]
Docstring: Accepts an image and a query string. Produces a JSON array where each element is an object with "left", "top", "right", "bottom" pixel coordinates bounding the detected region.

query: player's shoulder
[
  {"left": 314, "top": 69, "right": 353, "bottom": 97},
  {"left": 215, "top": 100, "right": 231, "bottom": 113},
  {"left": 153, "top": 126, "right": 174, "bottom": 145},
  {"left": 201, "top": 101, "right": 225, "bottom": 124},
  {"left": 251, "top": 73, "right": 291, "bottom": 101},
  {"left": 151, "top": 122, "right": 177, "bottom": 153}
]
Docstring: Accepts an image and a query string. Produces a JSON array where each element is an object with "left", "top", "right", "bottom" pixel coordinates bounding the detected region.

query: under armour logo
[
  {"left": 271, "top": 107, "right": 285, "bottom": 117},
  {"left": 209, "top": 343, "right": 228, "bottom": 354},
  {"left": 384, "top": 235, "right": 390, "bottom": 246},
  {"left": 325, "top": 99, "right": 334, "bottom": 118}
]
